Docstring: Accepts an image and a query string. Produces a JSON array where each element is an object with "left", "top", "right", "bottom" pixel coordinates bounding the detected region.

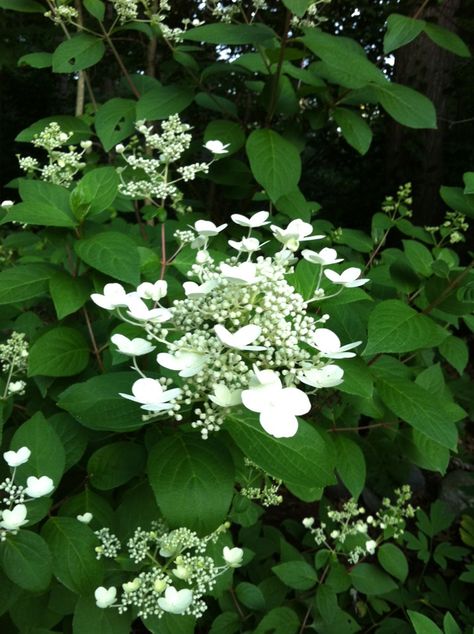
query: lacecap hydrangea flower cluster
[{"left": 91, "top": 212, "right": 368, "bottom": 439}]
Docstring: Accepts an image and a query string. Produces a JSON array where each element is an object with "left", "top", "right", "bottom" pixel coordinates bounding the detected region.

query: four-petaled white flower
[
  {"left": 194, "top": 220, "right": 228, "bottom": 237},
  {"left": 111, "top": 333, "right": 155, "bottom": 357},
  {"left": 209, "top": 384, "right": 242, "bottom": 407},
  {"left": 241, "top": 367, "right": 311, "bottom": 438},
  {"left": 157, "top": 586, "right": 193, "bottom": 614},
  {"left": 137, "top": 280, "right": 168, "bottom": 301},
  {"left": 302, "top": 247, "right": 343, "bottom": 266},
  {"left": 310, "top": 329, "right": 361, "bottom": 359},
  {"left": 119, "top": 377, "right": 181, "bottom": 412},
  {"left": 91, "top": 283, "right": 129, "bottom": 310},
  {"left": 0, "top": 504, "right": 28, "bottom": 531},
  {"left": 231, "top": 210, "right": 270, "bottom": 228},
  {"left": 365, "top": 539, "right": 377, "bottom": 555},
  {"left": 126, "top": 296, "right": 172, "bottom": 323},
  {"left": 324, "top": 267, "right": 369, "bottom": 288},
  {"left": 3, "top": 446, "right": 31, "bottom": 468},
  {"left": 228, "top": 237, "right": 262, "bottom": 253},
  {"left": 204, "top": 140, "right": 230, "bottom": 154},
  {"left": 157, "top": 350, "right": 207, "bottom": 377},
  {"left": 95, "top": 586, "right": 117, "bottom": 609},
  {"left": 299, "top": 365, "right": 345, "bottom": 388},
  {"left": 220, "top": 262, "right": 257, "bottom": 284},
  {"left": 214, "top": 324, "right": 266, "bottom": 351},
  {"left": 183, "top": 280, "right": 218, "bottom": 299},
  {"left": 77, "top": 512, "right": 93, "bottom": 524},
  {"left": 271, "top": 219, "right": 324, "bottom": 252},
  {"left": 24, "top": 475, "right": 54, "bottom": 498},
  {"left": 223, "top": 546, "right": 244, "bottom": 568},
  {"left": 1, "top": 200, "right": 14, "bottom": 208}
]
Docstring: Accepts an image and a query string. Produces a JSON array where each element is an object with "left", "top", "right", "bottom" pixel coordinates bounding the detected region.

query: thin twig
[
  {"left": 265, "top": 10, "right": 291, "bottom": 127},
  {"left": 83, "top": 307, "right": 105, "bottom": 372},
  {"left": 328, "top": 422, "right": 395, "bottom": 433},
  {"left": 99, "top": 22, "right": 141, "bottom": 99},
  {"left": 160, "top": 222, "right": 167, "bottom": 280},
  {"left": 298, "top": 604, "right": 312, "bottom": 634}
]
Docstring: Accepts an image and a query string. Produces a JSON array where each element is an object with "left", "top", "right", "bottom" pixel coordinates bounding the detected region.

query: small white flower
[
  {"left": 158, "top": 586, "right": 193, "bottom": 614},
  {"left": 223, "top": 546, "right": 244, "bottom": 568},
  {"left": 209, "top": 384, "right": 242, "bottom": 407},
  {"left": 91, "top": 283, "right": 129, "bottom": 310},
  {"left": 137, "top": 280, "right": 168, "bottom": 301},
  {"left": 310, "top": 329, "right": 361, "bottom": 359},
  {"left": 214, "top": 324, "right": 266, "bottom": 351},
  {"left": 1, "top": 200, "right": 14, "bottom": 208},
  {"left": 302, "top": 247, "right": 343, "bottom": 266},
  {"left": 115, "top": 143, "right": 125, "bottom": 153},
  {"left": 76, "top": 512, "right": 93, "bottom": 524},
  {"left": 330, "top": 530, "right": 340, "bottom": 539},
  {"left": 111, "top": 333, "right": 155, "bottom": 357},
  {"left": 120, "top": 377, "right": 181, "bottom": 412},
  {"left": 231, "top": 210, "right": 270, "bottom": 228},
  {"left": 194, "top": 219, "right": 228, "bottom": 237},
  {"left": 172, "top": 564, "right": 192, "bottom": 580},
  {"left": 153, "top": 578, "right": 167, "bottom": 593},
  {"left": 302, "top": 517, "right": 315, "bottom": 528},
  {"left": 324, "top": 267, "right": 369, "bottom": 288},
  {"left": 24, "top": 475, "right": 54, "bottom": 498},
  {"left": 182, "top": 280, "right": 218, "bottom": 298},
  {"left": 157, "top": 350, "right": 207, "bottom": 377},
  {"left": 299, "top": 365, "right": 344, "bottom": 389},
  {"left": 365, "top": 539, "right": 377, "bottom": 555},
  {"left": 3, "top": 446, "right": 31, "bottom": 467},
  {"left": 80, "top": 140, "right": 93, "bottom": 150},
  {"left": 220, "top": 261, "right": 258, "bottom": 284},
  {"left": 0, "top": 504, "right": 28, "bottom": 531},
  {"left": 204, "top": 140, "right": 230, "bottom": 154},
  {"left": 7, "top": 380, "right": 26, "bottom": 394},
  {"left": 94, "top": 586, "right": 117, "bottom": 609},
  {"left": 271, "top": 219, "right": 324, "bottom": 252},
  {"left": 123, "top": 578, "right": 141, "bottom": 593},
  {"left": 228, "top": 237, "right": 262, "bottom": 253},
  {"left": 126, "top": 296, "right": 172, "bottom": 323}
]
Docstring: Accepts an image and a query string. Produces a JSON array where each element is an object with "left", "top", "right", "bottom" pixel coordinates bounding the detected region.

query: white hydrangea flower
[
  {"left": 220, "top": 261, "right": 258, "bottom": 284},
  {"left": 183, "top": 280, "right": 218, "bottom": 298},
  {"left": 194, "top": 220, "right": 228, "bottom": 237},
  {"left": 310, "top": 329, "right": 361, "bottom": 359},
  {"left": 324, "top": 267, "right": 369, "bottom": 288},
  {"left": 111, "top": 334, "right": 155, "bottom": 357},
  {"left": 1, "top": 200, "right": 14, "bottom": 208},
  {"left": 3, "top": 446, "right": 31, "bottom": 468},
  {"left": 95, "top": 586, "right": 117, "bottom": 609},
  {"left": 209, "top": 384, "right": 242, "bottom": 407},
  {"left": 157, "top": 586, "right": 193, "bottom": 614},
  {"left": 126, "top": 296, "right": 172, "bottom": 323},
  {"left": 24, "top": 475, "right": 54, "bottom": 498},
  {"left": 302, "top": 247, "right": 343, "bottom": 266},
  {"left": 228, "top": 237, "right": 262, "bottom": 253},
  {"left": 271, "top": 219, "right": 324, "bottom": 251},
  {"left": 365, "top": 539, "right": 377, "bottom": 555},
  {"left": 119, "top": 377, "right": 181, "bottom": 412},
  {"left": 91, "top": 283, "right": 129, "bottom": 310},
  {"left": 299, "top": 365, "right": 344, "bottom": 388},
  {"left": 0, "top": 504, "right": 28, "bottom": 531},
  {"left": 157, "top": 350, "right": 207, "bottom": 377},
  {"left": 137, "top": 280, "right": 168, "bottom": 301},
  {"left": 77, "top": 512, "right": 93, "bottom": 524},
  {"left": 223, "top": 546, "right": 244, "bottom": 567},
  {"left": 214, "top": 324, "right": 266, "bottom": 351},
  {"left": 231, "top": 210, "right": 270, "bottom": 228},
  {"left": 203, "top": 140, "right": 230, "bottom": 154}
]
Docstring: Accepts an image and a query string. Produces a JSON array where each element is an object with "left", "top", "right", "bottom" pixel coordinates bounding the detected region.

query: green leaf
[
  {"left": 0, "top": 264, "right": 52, "bottom": 305},
  {"left": 49, "top": 272, "right": 90, "bottom": 320},
  {"left": 376, "top": 375, "right": 459, "bottom": 449},
  {"left": 443, "top": 613, "right": 462, "bottom": 634},
  {"left": 74, "top": 231, "right": 140, "bottom": 285},
  {"left": 227, "top": 409, "right": 336, "bottom": 492},
  {"left": 3, "top": 201, "right": 77, "bottom": 228},
  {"left": 282, "top": 0, "right": 311, "bottom": 17},
  {"left": 288, "top": 258, "right": 319, "bottom": 300},
  {"left": 204, "top": 120, "right": 245, "bottom": 157},
  {"left": 95, "top": 98, "right": 136, "bottom": 151},
  {"left": 333, "top": 108, "right": 372, "bottom": 155},
  {"left": 439, "top": 185, "right": 474, "bottom": 218},
  {"left": 29, "top": 327, "right": 89, "bottom": 377},
  {"left": 143, "top": 613, "right": 196, "bottom": 634},
  {"left": 402, "top": 239, "right": 433, "bottom": 277},
  {"left": 438, "top": 335, "right": 468, "bottom": 374},
  {"left": 136, "top": 84, "right": 194, "bottom": 120},
  {"left": 11, "top": 412, "right": 65, "bottom": 485},
  {"left": 148, "top": 434, "right": 235, "bottom": 534},
  {"left": 272, "top": 561, "right": 317, "bottom": 590},
  {"left": 73, "top": 596, "right": 131, "bottom": 634},
  {"left": 88, "top": 441, "right": 146, "bottom": 490},
  {"left": 246, "top": 129, "right": 301, "bottom": 200},
  {"left": 18, "top": 52, "right": 52, "bottom": 68},
  {"left": 423, "top": 23, "right": 471, "bottom": 58},
  {"left": 336, "top": 358, "right": 373, "bottom": 399},
  {"left": 83, "top": 0, "right": 105, "bottom": 21},
  {"left": 463, "top": 172, "right": 474, "bottom": 194},
  {"left": 374, "top": 82, "right": 437, "bottom": 129},
  {"left": 183, "top": 23, "right": 275, "bottom": 45},
  {"left": 58, "top": 372, "right": 145, "bottom": 432},
  {"left": 254, "top": 607, "right": 299, "bottom": 634},
  {"left": 70, "top": 167, "right": 119, "bottom": 218},
  {"left": 349, "top": 564, "right": 398, "bottom": 595},
  {"left": 408, "top": 610, "right": 443, "bottom": 634},
  {"left": 48, "top": 412, "right": 88, "bottom": 471},
  {"left": 1, "top": 531, "right": 52, "bottom": 592},
  {"left": 52, "top": 34, "right": 105, "bottom": 73},
  {"left": 364, "top": 299, "right": 446, "bottom": 355},
  {"left": 384, "top": 14, "right": 425, "bottom": 54},
  {"left": 235, "top": 582, "right": 266, "bottom": 610},
  {"left": 402, "top": 428, "right": 450, "bottom": 475},
  {"left": 315, "top": 584, "right": 338, "bottom": 623},
  {"left": 0, "top": 0, "right": 43, "bottom": 11},
  {"left": 209, "top": 612, "right": 240, "bottom": 634},
  {"left": 42, "top": 517, "right": 103, "bottom": 596},
  {"left": 377, "top": 544, "right": 408, "bottom": 582},
  {"left": 333, "top": 435, "right": 366, "bottom": 498}
]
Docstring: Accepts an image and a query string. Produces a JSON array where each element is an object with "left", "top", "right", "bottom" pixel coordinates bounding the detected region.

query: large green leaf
[
  {"left": 423, "top": 23, "right": 471, "bottom": 58},
  {"left": 272, "top": 561, "right": 317, "bottom": 590},
  {"left": 333, "top": 435, "right": 366, "bottom": 498},
  {"left": 383, "top": 14, "right": 425, "bottom": 54},
  {"left": 282, "top": 0, "right": 311, "bottom": 17},
  {"left": 333, "top": 108, "right": 373, "bottom": 155},
  {"left": 42, "top": 517, "right": 104, "bottom": 596},
  {"left": 95, "top": 98, "right": 136, "bottom": 151},
  {"left": 0, "top": 0, "right": 43, "bottom": 11},
  {"left": 49, "top": 272, "right": 90, "bottom": 320},
  {"left": 18, "top": 52, "right": 53, "bottom": 68},
  {"left": 148, "top": 434, "right": 235, "bottom": 535},
  {"left": 183, "top": 23, "right": 275, "bottom": 44},
  {"left": 52, "top": 34, "right": 105, "bottom": 73},
  {"left": 374, "top": 82, "right": 437, "bottom": 129},
  {"left": 73, "top": 597, "right": 131, "bottom": 634},
  {"left": 28, "top": 327, "right": 90, "bottom": 377},
  {"left": 70, "top": 166, "right": 119, "bottom": 218},
  {"left": 246, "top": 129, "right": 301, "bottom": 200},
  {"left": 377, "top": 544, "right": 408, "bottom": 582},
  {"left": 204, "top": 120, "right": 246, "bottom": 157},
  {"left": 3, "top": 201, "right": 77, "bottom": 228},
  {"left": 1, "top": 531, "right": 52, "bottom": 592},
  {"left": 350, "top": 564, "right": 398, "bottom": 595},
  {"left": 58, "top": 372, "right": 145, "bottom": 432},
  {"left": 136, "top": 84, "right": 194, "bottom": 120},
  {"left": 88, "top": 441, "right": 146, "bottom": 490},
  {"left": 74, "top": 231, "right": 140, "bottom": 285},
  {"left": 364, "top": 299, "right": 446, "bottom": 355},
  {"left": 227, "top": 409, "right": 336, "bottom": 492},
  {"left": 408, "top": 611, "right": 443, "bottom": 634},
  {"left": 0, "top": 264, "right": 52, "bottom": 305}
]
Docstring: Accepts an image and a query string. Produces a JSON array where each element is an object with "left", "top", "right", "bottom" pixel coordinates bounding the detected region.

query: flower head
[
  {"left": 194, "top": 220, "right": 227, "bottom": 237},
  {"left": 209, "top": 384, "right": 242, "bottom": 407},
  {"left": 183, "top": 280, "right": 218, "bottom": 299},
  {"left": 126, "top": 296, "right": 172, "bottom": 323},
  {"left": 91, "top": 283, "right": 129, "bottom": 310},
  {"left": 271, "top": 219, "right": 324, "bottom": 252},
  {"left": 302, "top": 247, "right": 343, "bottom": 266},
  {"left": 231, "top": 210, "right": 270, "bottom": 228},
  {"left": 111, "top": 334, "right": 155, "bottom": 357},
  {"left": 214, "top": 324, "right": 266, "bottom": 351},
  {"left": 309, "top": 329, "right": 361, "bottom": 359},
  {"left": 24, "top": 475, "right": 54, "bottom": 498},
  {"left": 204, "top": 140, "right": 229, "bottom": 154},
  {"left": 223, "top": 546, "right": 244, "bottom": 568},
  {"left": 228, "top": 237, "right": 262, "bottom": 253},
  {"left": 157, "top": 586, "right": 193, "bottom": 614},
  {"left": 77, "top": 512, "right": 93, "bottom": 524},
  {"left": 157, "top": 350, "right": 207, "bottom": 377},
  {"left": 299, "top": 365, "right": 344, "bottom": 388},
  {"left": 119, "top": 377, "right": 181, "bottom": 412},
  {"left": 137, "top": 280, "right": 167, "bottom": 301},
  {"left": 3, "top": 446, "right": 31, "bottom": 468},
  {"left": 220, "top": 261, "right": 257, "bottom": 284},
  {"left": 324, "top": 267, "right": 369, "bottom": 288},
  {"left": 0, "top": 504, "right": 28, "bottom": 531},
  {"left": 95, "top": 586, "right": 117, "bottom": 609}
]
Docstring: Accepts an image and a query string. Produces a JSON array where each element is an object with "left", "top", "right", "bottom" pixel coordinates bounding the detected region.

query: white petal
[
  {"left": 312, "top": 328, "right": 341, "bottom": 353},
  {"left": 259, "top": 408, "right": 299, "bottom": 438},
  {"left": 278, "top": 387, "right": 311, "bottom": 415},
  {"left": 323, "top": 269, "right": 341, "bottom": 283}
]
